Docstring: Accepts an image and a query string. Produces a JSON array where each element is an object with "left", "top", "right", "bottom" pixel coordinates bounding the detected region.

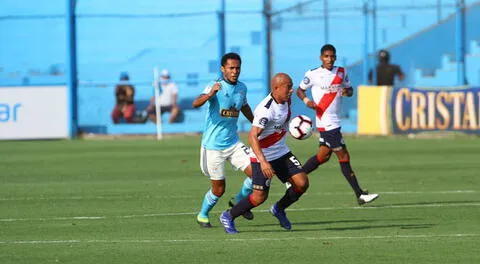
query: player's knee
[
  {"left": 211, "top": 189, "right": 224, "bottom": 197},
  {"left": 316, "top": 152, "right": 331, "bottom": 163},
  {"left": 291, "top": 176, "right": 309, "bottom": 193},
  {"left": 335, "top": 150, "right": 350, "bottom": 162},
  {"left": 296, "top": 180, "right": 309, "bottom": 193},
  {"left": 250, "top": 191, "right": 267, "bottom": 206},
  {"left": 211, "top": 186, "right": 225, "bottom": 197}
]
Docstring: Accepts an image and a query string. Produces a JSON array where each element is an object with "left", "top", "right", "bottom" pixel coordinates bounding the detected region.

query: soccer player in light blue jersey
[{"left": 192, "top": 53, "right": 255, "bottom": 228}]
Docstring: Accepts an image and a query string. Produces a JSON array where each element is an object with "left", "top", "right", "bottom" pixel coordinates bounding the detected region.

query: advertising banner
[
  {"left": 358, "top": 86, "right": 480, "bottom": 135},
  {"left": 0, "top": 86, "right": 68, "bottom": 140}
]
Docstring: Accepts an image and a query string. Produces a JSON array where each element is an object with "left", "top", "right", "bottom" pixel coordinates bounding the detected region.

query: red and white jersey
[
  {"left": 299, "top": 66, "right": 351, "bottom": 131},
  {"left": 250, "top": 94, "right": 291, "bottom": 161}
]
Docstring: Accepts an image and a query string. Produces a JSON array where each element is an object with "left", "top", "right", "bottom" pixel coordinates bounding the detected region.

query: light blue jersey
[{"left": 201, "top": 78, "right": 248, "bottom": 150}]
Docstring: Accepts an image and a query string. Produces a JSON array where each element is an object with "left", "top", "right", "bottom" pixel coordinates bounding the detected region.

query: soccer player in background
[
  {"left": 296, "top": 44, "right": 379, "bottom": 205},
  {"left": 193, "top": 52, "right": 255, "bottom": 228},
  {"left": 219, "top": 73, "right": 309, "bottom": 234}
]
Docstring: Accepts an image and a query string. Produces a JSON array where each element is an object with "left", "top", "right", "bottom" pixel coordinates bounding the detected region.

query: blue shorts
[
  {"left": 251, "top": 152, "right": 304, "bottom": 191},
  {"left": 318, "top": 127, "right": 346, "bottom": 151}
]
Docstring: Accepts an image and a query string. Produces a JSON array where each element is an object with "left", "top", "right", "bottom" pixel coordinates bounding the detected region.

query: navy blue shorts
[
  {"left": 318, "top": 127, "right": 346, "bottom": 151},
  {"left": 251, "top": 152, "right": 304, "bottom": 191}
]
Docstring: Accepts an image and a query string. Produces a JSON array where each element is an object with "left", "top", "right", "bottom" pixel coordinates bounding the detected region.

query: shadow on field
[
  {"left": 324, "top": 223, "right": 435, "bottom": 231},
  {"left": 238, "top": 222, "right": 434, "bottom": 233},
  {"left": 249, "top": 217, "right": 421, "bottom": 228},
  {"left": 370, "top": 200, "right": 480, "bottom": 207},
  {"left": 242, "top": 218, "right": 432, "bottom": 233}
]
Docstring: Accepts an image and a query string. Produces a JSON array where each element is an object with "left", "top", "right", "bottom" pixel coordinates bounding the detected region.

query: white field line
[
  {"left": 0, "top": 233, "right": 478, "bottom": 245},
  {"left": 1, "top": 202, "right": 480, "bottom": 222},
  {"left": 0, "top": 190, "right": 476, "bottom": 201}
]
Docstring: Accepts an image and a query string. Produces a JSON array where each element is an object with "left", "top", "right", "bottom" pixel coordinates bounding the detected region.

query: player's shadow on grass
[
  {"left": 249, "top": 217, "right": 421, "bottom": 228},
  {"left": 323, "top": 223, "right": 435, "bottom": 231},
  {"left": 371, "top": 200, "right": 480, "bottom": 208},
  {"left": 239, "top": 223, "right": 434, "bottom": 234}
]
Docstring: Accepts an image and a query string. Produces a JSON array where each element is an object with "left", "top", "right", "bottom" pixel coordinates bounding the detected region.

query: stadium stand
[{"left": 1, "top": 1, "right": 479, "bottom": 134}]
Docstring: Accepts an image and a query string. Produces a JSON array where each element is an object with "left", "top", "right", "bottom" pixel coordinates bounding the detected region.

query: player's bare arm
[
  {"left": 342, "top": 87, "right": 353, "bottom": 97},
  {"left": 240, "top": 104, "right": 254, "bottom": 123},
  {"left": 192, "top": 82, "right": 221, "bottom": 108},
  {"left": 296, "top": 88, "right": 316, "bottom": 109},
  {"left": 248, "top": 126, "right": 275, "bottom": 178}
]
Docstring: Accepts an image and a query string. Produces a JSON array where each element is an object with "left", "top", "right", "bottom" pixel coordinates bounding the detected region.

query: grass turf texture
[{"left": 1, "top": 135, "right": 479, "bottom": 263}]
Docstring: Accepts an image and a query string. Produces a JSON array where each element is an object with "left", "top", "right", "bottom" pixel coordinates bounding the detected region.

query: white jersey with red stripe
[
  {"left": 299, "top": 66, "right": 351, "bottom": 131},
  {"left": 250, "top": 94, "right": 291, "bottom": 162}
]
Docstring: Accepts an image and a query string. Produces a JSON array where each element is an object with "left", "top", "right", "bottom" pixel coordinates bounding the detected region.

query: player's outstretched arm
[
  {"left": 296, "top": 88, "right": 316, "bottom": 109},
  {"left": 241, "top": 104, "right": 254, "bottom": 123},
  {"left": 192, "top": 82, "right": 221, "bottom": 108},
  {"left": 248, "top": 126, "right": 275, "bottom": 178}
]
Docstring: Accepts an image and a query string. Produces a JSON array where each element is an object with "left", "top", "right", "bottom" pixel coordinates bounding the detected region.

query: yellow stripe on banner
[{"left": 357, "top": 85, "right": 390, "bottom": 135}]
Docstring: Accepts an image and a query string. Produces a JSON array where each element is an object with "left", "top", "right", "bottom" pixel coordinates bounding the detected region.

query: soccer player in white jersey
[
  {"left": 219, "top": 73, "right": 310, "bottom": 234},
  {"left": 193, "top": 53, "right": 255, "bottom": 228},
  {"left": 296, "top": 44, "right": 379, "bottom": 205}
]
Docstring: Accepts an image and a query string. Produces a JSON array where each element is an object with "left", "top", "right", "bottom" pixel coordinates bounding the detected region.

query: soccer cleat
[
  {"left": 270, "top": 203, "right": 292, "bottom": 230},
  {"left": 357, "top": 193, "right": 379, "bottom": 205},
  {"left": 196, "top": 215, "right": 212, "bottom": 228},
  {"left": 228, "top": 197, "right": 254, "bottom": 220},
  {"left": 219, "top": 210, "right": 238, "bottom": 234}
]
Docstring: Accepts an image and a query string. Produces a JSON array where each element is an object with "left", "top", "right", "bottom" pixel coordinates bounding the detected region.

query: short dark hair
[
  {"left": 221, "top": 52, "right": 242, "bottom": 66},
  {"left": 320, "top": 44, "right": 336, "bottom": 55}
]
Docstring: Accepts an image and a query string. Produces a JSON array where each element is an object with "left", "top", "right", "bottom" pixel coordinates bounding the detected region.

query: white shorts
[{"left": 200, "top": 141, "right": 251, "bottom": 180}]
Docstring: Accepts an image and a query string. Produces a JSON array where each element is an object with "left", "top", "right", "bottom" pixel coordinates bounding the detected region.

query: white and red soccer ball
[{"left": 288, "top": 115, "right": 313, "bottom": 140}]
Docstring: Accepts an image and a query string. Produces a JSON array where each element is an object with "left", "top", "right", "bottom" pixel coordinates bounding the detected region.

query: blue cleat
[
  {"left": 219, "top": 210, "right": 238, "bottom": 234},
  {"left": 270, "top": 203, "right": 292, "bottom": 230}
]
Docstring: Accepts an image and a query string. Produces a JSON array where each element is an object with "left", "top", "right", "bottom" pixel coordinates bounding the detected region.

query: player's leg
[
  {"left": 220, "top": 162, "right": 269, "bottom": 234},
  {"left": 228, "top": 142, "right": 254, "bottom": 220},
  {"left": 302, "top": 131, "right": 333, "bottom": 174},
  {"left": 303, "top": 145, "right": 332, "bottom": 174},
  {"left": 271, "top": 153, "right": 308, "bottom": 230},
  {"left": 334, "top": 148, "right": 378, "bottom": 204},
  {"left": 329, "top": 128, "right": 379, "bottom": 205},
  {"left": 197, "top": 147, "right": 226, "bottom": 227}
]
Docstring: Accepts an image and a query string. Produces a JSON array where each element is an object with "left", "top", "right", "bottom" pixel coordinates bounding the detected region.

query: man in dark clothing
[
  {"left": 111, "top": 72, "right": 137, "bottom": 123},
  {"left": 368, "top": 50, "right": 405, "bottom": 86}
]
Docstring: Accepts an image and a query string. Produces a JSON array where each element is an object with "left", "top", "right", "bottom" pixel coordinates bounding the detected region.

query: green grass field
[{"left": 1, "top": 135, "right": 479, "bottom": 263}]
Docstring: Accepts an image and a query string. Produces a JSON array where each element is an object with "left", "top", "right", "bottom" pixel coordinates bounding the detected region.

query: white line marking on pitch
[
  {"left": 1, "top": 202, "right": 480, "bottom": 222},
  {"left": 0, "top": 234, "right": 477, "bottom": 245},
  {"left": 0, "top": 190, "right": 476, "bottom": 201}
]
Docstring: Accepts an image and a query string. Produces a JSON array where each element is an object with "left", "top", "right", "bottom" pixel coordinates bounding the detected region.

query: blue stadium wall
[{"left": 1, "top": 1, "right": 480, "bottom": 135}]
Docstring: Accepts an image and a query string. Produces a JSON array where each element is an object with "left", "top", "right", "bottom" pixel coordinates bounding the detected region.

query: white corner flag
[{"left": 153, "top": 67, "right": 163, "bottom": 140}]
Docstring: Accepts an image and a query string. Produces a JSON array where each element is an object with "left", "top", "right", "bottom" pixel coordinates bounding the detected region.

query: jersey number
[
  {"left": 241, "top": 145, "right": 250, "bottom": 155},
  {"left": 289, "top": 156, "right": 301, "bottom": 166}
]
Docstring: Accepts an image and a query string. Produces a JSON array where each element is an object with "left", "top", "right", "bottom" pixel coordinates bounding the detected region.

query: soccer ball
[{"left": 288, "top": 115, "right": 313, "bottom": 140}]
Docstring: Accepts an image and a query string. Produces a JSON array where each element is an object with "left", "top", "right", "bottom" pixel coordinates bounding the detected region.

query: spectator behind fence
[
  {"left": 368, "top": 49, "right": 405, "bottom": 86},
  {"left": 111, "top": 72, "right": 137, "bottom": 124},
  {"left": 145, "top": 69, "right": 181, "bottom": 123}
]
